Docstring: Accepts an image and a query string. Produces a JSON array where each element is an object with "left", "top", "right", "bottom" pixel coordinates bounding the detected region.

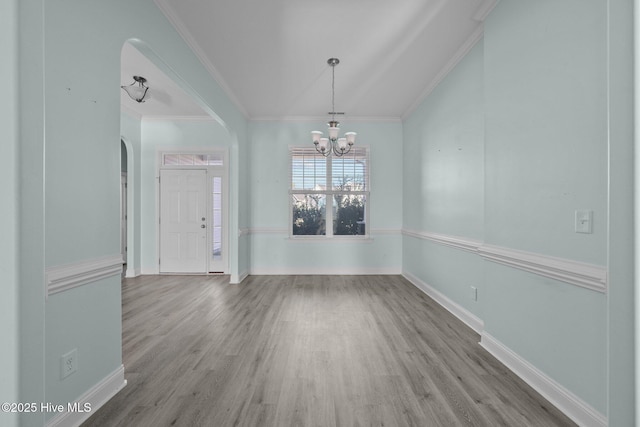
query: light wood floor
[{"left": 82, "top": 275, "right": 574, "bottom": 427}]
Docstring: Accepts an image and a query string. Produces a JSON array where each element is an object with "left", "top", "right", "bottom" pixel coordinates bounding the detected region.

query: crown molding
[
  {"left": 472, "top": 0, "right": 499, "bottom": 22},
  {"left": 249, "top": 116, "right": 403, "bottom": 123},
  {"left": 141, "top": 115, "right": 216, "bottom": 122},
  {"left": 153, "top": 0, "right": 250, "bottom": 120}
]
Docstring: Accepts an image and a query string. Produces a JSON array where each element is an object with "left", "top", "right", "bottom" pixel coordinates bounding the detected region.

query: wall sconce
[{"left": 121, "top": 76, "right": 149, "bottom": 103}]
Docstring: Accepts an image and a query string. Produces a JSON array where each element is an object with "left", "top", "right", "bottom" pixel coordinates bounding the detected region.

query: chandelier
[
  {"left": 121, "top": 75, "right": 149, "bottom": 103},
  {"left": 311, "top": 58, "right": 356, "bottom": 157}
]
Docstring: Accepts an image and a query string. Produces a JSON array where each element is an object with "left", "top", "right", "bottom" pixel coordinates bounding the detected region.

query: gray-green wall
[
  {"left": 1, "top": 0, "right": 20, "bottom": 426},
  {"left": 403, "top": 39, "right": 486, "bottom": 323},
  {"left": 483, "top": 0, "right": 607, "bottom": 411},
  {"left": 15, "top": 0, "right": 248, "bottom": 425},
  {"left": 248, "top": 121, "right": 403, "bottom": 274},
  {"left": 403, "top": 0, "right": 633, "bottom": 423}
]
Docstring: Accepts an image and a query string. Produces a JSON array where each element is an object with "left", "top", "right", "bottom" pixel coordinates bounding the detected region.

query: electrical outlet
[
  {"left": 61, "top": 349, "right": 78, "bottom": 379},
  {"left": 470, "top": 286, "right": 478, "bottom": 302}
]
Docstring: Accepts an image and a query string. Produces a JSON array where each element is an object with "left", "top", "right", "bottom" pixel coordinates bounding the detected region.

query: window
[
  {"left": 162, "top": 152, "right": 224, "bottom": 166},
  {"left": 290, "top": 146, "right": 369, "bottom": 237}
]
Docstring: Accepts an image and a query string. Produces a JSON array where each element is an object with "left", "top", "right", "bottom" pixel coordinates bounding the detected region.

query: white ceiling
[{"left": 123, "top": 0, "right": 497, "bottom": 120}]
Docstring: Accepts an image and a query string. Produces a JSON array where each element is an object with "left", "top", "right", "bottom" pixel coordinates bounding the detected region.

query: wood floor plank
[{"left": 82, "top": 274, "right": 575, "bottom": 427}]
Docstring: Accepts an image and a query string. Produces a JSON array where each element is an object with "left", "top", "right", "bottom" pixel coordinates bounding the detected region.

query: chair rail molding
[
  {"left": 477, "top": 244, "right": 607, "bottom": 293},
  {"left": 402, "top": 228, "right": 607, "bottom": 293},
  {"left": 401, "top": 228, "right": 482, "bottom": 253},
  {"left": 46, "top": 254, "right": 124, "bottom": 296}
]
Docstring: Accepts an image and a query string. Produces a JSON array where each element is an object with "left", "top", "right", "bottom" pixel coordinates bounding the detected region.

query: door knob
[{"left": 201, "top": 224, "right": 206, "bottom": 228}]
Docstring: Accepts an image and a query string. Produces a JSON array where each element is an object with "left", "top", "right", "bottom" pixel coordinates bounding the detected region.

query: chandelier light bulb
[
  {"left": 318, "top": 138, "right": 330, "bottom": 153},
  {"left": 311, "top": 131, "right": 323, "bottom": 144},
  {"left": 328, "top": 125, "right": 340, "bottom": 141}
]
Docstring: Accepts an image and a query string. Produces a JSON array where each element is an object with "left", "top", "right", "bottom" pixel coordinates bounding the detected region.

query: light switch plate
[{"left": 575, "top": 210, "right": 593, "bottom": 234}]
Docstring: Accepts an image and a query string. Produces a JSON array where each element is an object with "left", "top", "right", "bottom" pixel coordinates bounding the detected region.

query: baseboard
[
  {"left": 402, "top": 271, "right": 484, "bottom": 334},
  {"left": 46, "top": 365, "right": 127, "bottom": 427},
  {"left": 230, "top": 270, "right": 249, "bottom": 284},
  {"left": 480, "top": 333, "right": 607, "bottom": 427},
  {"left": 125, "top": 267, "right": 141, "bottom": 278},
  {"left": 250, "top": 267, "right": 402, "bottom": 275}
]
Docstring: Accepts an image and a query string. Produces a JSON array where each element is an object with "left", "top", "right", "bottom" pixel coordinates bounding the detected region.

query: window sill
[{"left": 287, "top": 236, "right": 374, "bottom": 243}]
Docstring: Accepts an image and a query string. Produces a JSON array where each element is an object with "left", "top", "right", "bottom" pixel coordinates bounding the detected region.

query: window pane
[
  {"left": 212, "top": 227, "right": 222, "bottom": 259},
  {"left": 292, "top": 194, "right": 326, "bottom": 235},
  {"left": 163, "top": 152, "right": 224, "bottom": 166},
  {"left": 179, "top": 154, "right": 195, "bottom": 165},
  {"left": 206, "top": 154, "right": 224, "bottom": 166},
  {"left": 332, "top": 153, "right": 367, "bottom": 191},
  {"left": 291, "top": 154, "right": 327, "bottom": 190},
  {"left": 333, "top": 194, "right": 366, "bottom": 235},
  {"left": 163, "top": 154, "right": 179, "bottom": 165},
  {"left": 212, "top": 177, "right": 222, "bottom": 260}
]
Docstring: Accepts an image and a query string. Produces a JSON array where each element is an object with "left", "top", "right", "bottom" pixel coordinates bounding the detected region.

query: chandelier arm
[
  {"left": 334, "top": 142, "right": 353, "bottom": 157},
  {"left": 315, "top": 143, "right": 331, "bottom": 157}
]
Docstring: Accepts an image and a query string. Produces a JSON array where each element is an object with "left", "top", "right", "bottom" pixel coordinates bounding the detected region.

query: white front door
[{"left": 159, "top": 169, "right": 208, "bottom": 273}]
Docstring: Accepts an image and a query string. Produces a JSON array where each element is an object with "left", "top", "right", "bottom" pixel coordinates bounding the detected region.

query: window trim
[{"left": 289, "top": 145, "right": 370, "bottom": 239}]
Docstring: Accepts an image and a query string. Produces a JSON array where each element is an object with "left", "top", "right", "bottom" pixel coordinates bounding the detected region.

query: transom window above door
[{"left": 163, "top": 152, "right": 224, "bottom": 166}]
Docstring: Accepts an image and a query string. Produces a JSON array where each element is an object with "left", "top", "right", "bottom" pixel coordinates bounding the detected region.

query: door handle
[{"left": 201, "top": 224, "right": 206, "bottom": 228}]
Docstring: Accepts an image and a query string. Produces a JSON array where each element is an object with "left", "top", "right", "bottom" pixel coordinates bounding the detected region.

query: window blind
[{"left": 289, "top": 147, "right": 369, "bottom": 192}]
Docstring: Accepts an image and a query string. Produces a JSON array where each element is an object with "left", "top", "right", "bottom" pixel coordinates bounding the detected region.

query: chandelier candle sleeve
[{"left": 311, "top": 58, "right": 357, "bottom": 157}]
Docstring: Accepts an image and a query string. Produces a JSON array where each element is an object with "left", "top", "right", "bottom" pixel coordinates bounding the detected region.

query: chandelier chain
[{"left": 331, "top": 64, "right": 336, "bottom": 121}]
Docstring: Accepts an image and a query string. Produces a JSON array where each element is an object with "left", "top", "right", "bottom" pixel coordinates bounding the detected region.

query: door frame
[
  {"left": 121, "top": 171, "right": 127, "bottom": 264},
  {"left": 155, "top": 147, "right": 229, "bottom": 274}
]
